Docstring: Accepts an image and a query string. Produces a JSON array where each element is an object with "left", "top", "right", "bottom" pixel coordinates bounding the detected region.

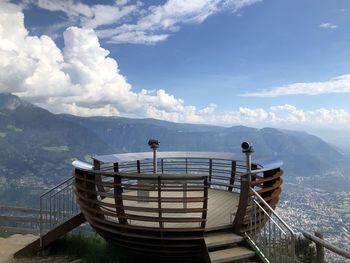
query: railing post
[
  {"left": 39, "top": 196, "right": 43, "bottom": 247},
  {"left": 315, "top": 231, "right": 325, "bottom": 263}
]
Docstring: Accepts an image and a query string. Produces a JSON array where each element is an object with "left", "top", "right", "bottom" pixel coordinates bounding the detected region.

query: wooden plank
[
  {"left": 250, "top": 170, "right": 283, "bottom": 186},
  {"left": 204, "top": 232, "right": 243, "bottom": 249},
  {"left": 209, "top": 246, "right": 255, "bottom": 263}
]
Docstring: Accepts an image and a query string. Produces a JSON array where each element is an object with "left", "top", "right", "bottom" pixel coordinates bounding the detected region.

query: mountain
[
  {"left": 62, "top": 115, "right": 344, "bottom": 176},
  {"left": 0, "top": 93, "right": 112, "bottom": 182},
  {"left": 0, "top": 93, "right": 344, "bottom": 182}
]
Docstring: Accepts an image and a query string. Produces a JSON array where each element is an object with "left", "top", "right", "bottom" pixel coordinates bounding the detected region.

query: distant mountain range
[{"left": 0, "top": 93, "right": 345, "bottom": 181}]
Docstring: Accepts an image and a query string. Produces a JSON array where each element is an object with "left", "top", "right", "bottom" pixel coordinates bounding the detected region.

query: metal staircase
[{"left": 14, "top": 177, "right": 86, "bottom": 257}]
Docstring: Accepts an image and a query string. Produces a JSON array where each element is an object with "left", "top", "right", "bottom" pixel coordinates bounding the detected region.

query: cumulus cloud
[
  {"left": 240, "top": 74, "right": 350, "bottom": 97},
  {"left": 319, "top": 22, "right": 337, "bottom": 29},
  {"left": 204, "top": 105, "right": 350, "bottom": 128},
  {"left": 1, "top": 0, "right": 350, "bottom": 130},
  {"left": 0, "top": 1, "right": 211, "bottom": 122},
  {"left": 25, "top": 0, "right": 262, "bottom": 44}
]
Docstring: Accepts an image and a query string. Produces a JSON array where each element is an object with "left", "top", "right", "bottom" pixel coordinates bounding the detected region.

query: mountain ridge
[{"left": 0, "top": 93, "right": 344, "bottom": 181}]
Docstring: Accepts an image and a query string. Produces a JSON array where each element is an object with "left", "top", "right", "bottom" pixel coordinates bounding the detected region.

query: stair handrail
[
  {"left": 247, "top": 186, "right": 296, "bottom": 262},
  {"left": 39, "top": 175, "right": 79, "bottom": 247},
  {"left": 250, "top": 187, "right": 295, "bottom": 235}
]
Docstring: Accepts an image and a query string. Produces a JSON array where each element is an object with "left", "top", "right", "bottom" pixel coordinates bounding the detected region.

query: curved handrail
[
  {"left": 72, "top": 160, "right": 93, "bottom": 170},
  {"left": 93, "top": 151, "right": 242, "bottom": 163},
  {"left": 239, "top": 160, "right": 284, "bottom": 177}
]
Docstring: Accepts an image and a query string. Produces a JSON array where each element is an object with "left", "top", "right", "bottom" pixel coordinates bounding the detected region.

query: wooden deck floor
[{"left": 103, "top": 189, "right": 240, "bottom": 230}]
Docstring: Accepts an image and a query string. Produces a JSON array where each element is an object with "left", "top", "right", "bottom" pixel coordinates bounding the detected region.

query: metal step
[
  {"left": 209, "top": 246, "right": 255, "bottom": 263},
  {"left": 205, "top": 232, "right": 243, "bottom": 249}
]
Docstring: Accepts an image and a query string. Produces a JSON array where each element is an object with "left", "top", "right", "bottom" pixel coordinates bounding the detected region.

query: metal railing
[
  {"left": 39, "top": 176, "right": 80, "bottom": 246},
  {"left": 303, "top": 231, "right": 350, "bottom": 262},
  {"left": 97, "top": 157, "right": 250, "bottom": 194},
  {"left": 246, "top": 187, "right": 296, "bottom": 263}
]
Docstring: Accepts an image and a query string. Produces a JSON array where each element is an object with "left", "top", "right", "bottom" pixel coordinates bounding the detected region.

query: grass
[
  {"left": 41, "top": 145, "right": 70, "bottom": 152},
  {"left": 43, "top": 232, "right": 140, "bottom": 263},
  {"left": 44, "top": 232, "right": 204, "bottom": 263}
]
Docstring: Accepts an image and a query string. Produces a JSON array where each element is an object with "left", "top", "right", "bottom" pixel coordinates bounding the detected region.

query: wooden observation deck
[
  {"left": 14, "top": 142, "right": 289, "bottom": 262},
  {"left": 72, "top": 148, "right": 284, "bottom": 261}
]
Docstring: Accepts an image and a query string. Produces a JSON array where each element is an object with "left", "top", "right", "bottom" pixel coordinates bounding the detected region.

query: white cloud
[
  {"left": 25, "top": 0, "right": 261, "bottom": 44},
  {"left": 99, "top": 0, "right": 262, "bottom": 44},
  {"left": 204, "top": 105, "right": 350, "bottom": 128},
  {"left": 0, "top": 2, "right": 210, "bottom": 122},
  {"left": 319, "top": 22, "right": 337, "bottom": 29},
  {"left": 241, "top": 74, "right": 350, "bottom": 97},
  {"left": 1, "top": 1, "right": 350, "bottom": 130}
]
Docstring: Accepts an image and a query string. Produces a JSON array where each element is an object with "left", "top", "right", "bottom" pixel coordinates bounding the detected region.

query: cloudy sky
[{"left": 1, "top": 0, "right": 350, "bottom": 132}]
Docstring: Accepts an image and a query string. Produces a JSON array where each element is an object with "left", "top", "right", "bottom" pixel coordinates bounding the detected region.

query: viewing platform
[
  {"left": 15, "top": 141, "right": 293, "bottom": 263},
  {"left": 71, "top": 141, "right": 286, "bottom": 261}
]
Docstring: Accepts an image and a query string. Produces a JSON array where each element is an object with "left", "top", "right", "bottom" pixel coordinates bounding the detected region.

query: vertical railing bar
[
  {"left": 39, "top": 196, "right": 43, "bottom": 247},
  {"left": 161, "top": 159, "right": 164, "bottom": 174}
]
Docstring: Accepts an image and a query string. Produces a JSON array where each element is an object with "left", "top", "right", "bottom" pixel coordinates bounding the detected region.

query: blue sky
[{"left": 1, "top": 0, "right": 350, "bottom": 133}]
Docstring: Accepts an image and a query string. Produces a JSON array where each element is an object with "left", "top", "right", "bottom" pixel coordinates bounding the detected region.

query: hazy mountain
[
  {"left": 0, "top": 93, "right": 344, "bottom": 182},
  {"left": 63, "top": 115, "right": 344, "bottom": 176},
  {"left": 0, "top": 93, "right": 112, "bottom": 181}
]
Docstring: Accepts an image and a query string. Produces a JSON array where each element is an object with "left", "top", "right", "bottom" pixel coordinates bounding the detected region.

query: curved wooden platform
[{"left": 72, "top": 152, "right": 283, "bottom": 259}]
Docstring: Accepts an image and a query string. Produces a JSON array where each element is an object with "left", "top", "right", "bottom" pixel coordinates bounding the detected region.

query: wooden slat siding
[
  {"left": 75, "top": 184, "right": 207, "bottom": 202},
  {"left": 239, "top": 168, "right": 283, "bottom": 234},
  {"left": 113, "top": 162, "right": 128, "bottom": 225},
  {"left": 76, "top": 169, "right": 104, "bottom": 220},
  {"left": 97, "top": 228, "right": 203, "bottom": 248},
  {"left": 80, "top": 202, "right": 205, "bottom": 223},
  {"left": 232, "top": 173, "right": 250, "bottom": 233},
  {"left": 250, "top": 164, "right": 258, "bottom": 189},
  {"left": 72, "top": 171, "right": 211, "bottom": 258},
  {"left": 86, "top": 217, "right": 204, "bottom": 241},
  {"left": 97, "top": 230, "right": 204, "bottom": 259},
  {"left": 247, "top": 188, "right": 281, "bottom": 206},
  {"left": 249, "top": 179, "right": 283, "bottom": 196},
  {"left": 201, "top": 176, "right": 208, "bottom": 229},
  {"left": 77, "top": 194, "right": 207, "bottom": 214},
  {"left": 261, "top": 168, "right": 280, "bottom": 198},
  {"left": 93, "top": 159, "right": 105, "bottom": 194},
  {"left": 250, "top": 171, "right": 283, "bottom": 186},
  {"left": 228, "top": 161, "right": 236, "bottom": 192}
]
